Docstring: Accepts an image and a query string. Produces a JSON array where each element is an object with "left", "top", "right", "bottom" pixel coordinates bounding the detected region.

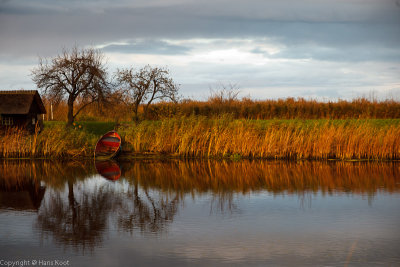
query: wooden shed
[{"left": 0, "top": 90, "right": 47, "bottom": 133}]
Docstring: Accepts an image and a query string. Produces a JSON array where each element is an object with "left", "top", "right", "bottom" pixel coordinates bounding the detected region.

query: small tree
[
  {"left": 32, "top": 46, "right": 110, "bottom": 126},
  {"left": 115, "top": 65, "right": 179, "bottom": 120}
]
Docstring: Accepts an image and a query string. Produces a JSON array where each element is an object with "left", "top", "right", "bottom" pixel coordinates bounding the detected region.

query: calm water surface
[{"left": 0, "top": 160, "right": 399, "bottom": 266}]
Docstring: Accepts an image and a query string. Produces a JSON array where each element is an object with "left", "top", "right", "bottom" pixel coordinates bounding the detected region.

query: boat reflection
[{"left": 95, "top": 160, "right": 121, "bottom": 181}]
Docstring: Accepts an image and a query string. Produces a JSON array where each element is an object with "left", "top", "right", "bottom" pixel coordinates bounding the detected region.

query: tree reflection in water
[
  {"left": 116, "top": 180, "right": 179, "bottom": 234},
  {"left": 0, "top": 159, "right": 399, "bottom": 253},
  {"left": 37, "top": 182, "right": 114, "bottom": 252}
]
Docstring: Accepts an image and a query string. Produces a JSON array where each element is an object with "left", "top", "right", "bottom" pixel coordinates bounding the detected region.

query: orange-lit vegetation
[
  {"left": 0, "top": 125, "right": 97, "bottom": 158},
  {"left": 1, "top": 117, "right": 399, "bottom": 160},
  {"left": 41, "top": 96, "right": 400, "bottom": 122},
  {"left": 4, "top": 89, "right": 400, "bottom": 160},
  {"left": 147, "top": 97, "right": 400, "bottom": 120},
  {"left": 121, "top": 116, "right": 400, "bottom": 160}
]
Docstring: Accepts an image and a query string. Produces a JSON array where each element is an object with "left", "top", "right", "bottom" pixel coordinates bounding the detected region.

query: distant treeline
[
  {"left": 147, "top": 97, "right": 400, "bottom": 120},
  {"left": 42, "top": 96, "right": 400, "bottom": 122}
]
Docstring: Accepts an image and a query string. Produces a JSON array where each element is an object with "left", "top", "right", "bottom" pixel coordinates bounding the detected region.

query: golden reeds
[
  {"left": 43, "top": 97, "right": 400, "bottom": 122},
  {"left": 121, "top": 117, "right": 400, "bottom": 160},
  {"left": 0, "top": 125, "right": 97, "bottom": 158},
  {"left": 147, "top": 97, "right": 400, "bottom": 120},
  {"left": 1, "top": 117, "right": 399, "bottom": 160}
]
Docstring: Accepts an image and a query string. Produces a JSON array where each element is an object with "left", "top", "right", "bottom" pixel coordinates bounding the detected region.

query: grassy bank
[
  {"left": 0, "top": 121, "right": 115, "bottom": 158},
  {"left": 1, "top": 117, "right": 399, "bottom": 160},
  {"left": 120, "top": 116, "right": 400, "bottom": 160}
]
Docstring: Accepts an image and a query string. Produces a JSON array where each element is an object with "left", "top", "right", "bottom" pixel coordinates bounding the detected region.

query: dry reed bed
[
  {"left": 121, "top": 117, "right": 400, "bottom": 160},
  {"left": 148, "top": 97, "right": 400, "bottom": 120},
  {"left": 1, "top": 118, "right": 399, "bottom": 159},
  {"left": 45, "top": 97, "right": 400, "bottom": 121},
  {"left": 0, "top": 126, "right": 96, "bottom": 158}
]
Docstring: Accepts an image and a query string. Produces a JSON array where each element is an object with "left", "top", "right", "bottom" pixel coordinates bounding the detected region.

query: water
[{"left": 0, "top": 160, "right": 399, "bottom": 266}]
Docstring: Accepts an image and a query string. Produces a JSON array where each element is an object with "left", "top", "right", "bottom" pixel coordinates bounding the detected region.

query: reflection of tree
[
  {"left": 117, "top": 179, "right": 179, "bottom": 234},
  {"left": 34, "top": 160, "right": 181, "bottom": 252},
  {"left": 209, "top": 192, "right": 238, "bottom": 215},
  {"left": 37, "top": 180, "right": 115, "bottom": 252}
]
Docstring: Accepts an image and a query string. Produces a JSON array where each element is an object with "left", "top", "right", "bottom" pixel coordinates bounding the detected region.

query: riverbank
[{"left": 1, "top": 117, "right": 399, "bottom": 160}]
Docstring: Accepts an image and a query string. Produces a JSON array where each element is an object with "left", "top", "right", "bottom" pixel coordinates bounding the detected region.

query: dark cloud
[
  {"left": 1, "top": 0, "right": 399, "bottom": 56},
  {"left": 0, "top": 0, "right": 399, "bottom": 98}
]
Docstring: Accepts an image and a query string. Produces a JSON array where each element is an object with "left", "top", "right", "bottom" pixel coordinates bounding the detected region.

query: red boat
[
  {"left": 95, "top": 160, "right": 121, "bottom": 181},
  {"left": 94, "top": 130, "right": 121, "bottom": 160}
]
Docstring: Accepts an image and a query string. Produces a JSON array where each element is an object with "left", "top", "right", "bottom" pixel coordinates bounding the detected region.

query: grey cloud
[
  {"left": 1, "top": 12, "right": 399, "bottom": 59},
  {"left": 1, "top": 0, "right": 399, "bottom": 39},
  {"left": 3, "top": 0, "right": 399, "bottom": 22},
  {"left": 102, "top": 40, "right": 190, "bottom": 55},
  {"left": 0, "top": 0, "right": 399, "bottom": 99},
  {"left": 253, "top": 44, "right": 400, "bottom": 62}
]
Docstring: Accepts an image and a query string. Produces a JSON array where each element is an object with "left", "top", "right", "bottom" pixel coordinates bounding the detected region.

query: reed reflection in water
[{"left": 0, "top": 159, "right": 399, "bottom": 266}]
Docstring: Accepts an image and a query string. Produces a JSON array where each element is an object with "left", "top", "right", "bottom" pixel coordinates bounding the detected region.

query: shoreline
[
  {"left": 1, "top": 118, "right": 399, "bottom": 160},
  {"left": 1, "top": 151, "right": 400, "bottom": 162}
]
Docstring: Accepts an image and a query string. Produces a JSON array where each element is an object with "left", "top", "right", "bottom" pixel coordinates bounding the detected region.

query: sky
[{"left": 0, "top": 0, "right": 399, "bottom": 100}]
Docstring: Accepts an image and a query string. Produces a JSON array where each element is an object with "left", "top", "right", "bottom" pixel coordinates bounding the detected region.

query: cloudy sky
[{"left": 1, "top": 0, "right": 399, "bottom": 100}]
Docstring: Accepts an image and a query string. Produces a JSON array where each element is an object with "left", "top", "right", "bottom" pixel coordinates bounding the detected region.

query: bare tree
[
  {"left": 32, "top": 46, "right": 110, "bottom": 126},
  {"left": 115, "top": 65, "right": 179, "bottom": 120},
  {"left": 209, "top": 82, "right": 241, "bottom": 104}
]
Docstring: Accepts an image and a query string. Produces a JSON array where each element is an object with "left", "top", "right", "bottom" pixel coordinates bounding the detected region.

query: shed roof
[{"left": 0, "top": 90, "right": 46, "bottom": 115}]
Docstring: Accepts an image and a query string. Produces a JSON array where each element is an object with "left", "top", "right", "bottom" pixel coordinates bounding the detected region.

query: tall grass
[
  {"left": 1, "top": 117, "right": 399, "bottom": 160},
  {"left": 0, "top": 125, "right": 98, "bottom": 158},
  {"left": 147, "top": 97, "right": 400, "bottom": 120},
  {"left": 120, "top": 116, "right": 400, "bottom": 160},
  {"left": 42, "top": 97, "right": 400, "bottom": 122}
]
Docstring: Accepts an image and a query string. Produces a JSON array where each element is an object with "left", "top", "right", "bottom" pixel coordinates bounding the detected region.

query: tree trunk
[
  {"left": 133, "top": 102, "right": 140, "bottom": 122},
  {"left": 143, "top": 89, "right": 157, "bottom": 120},
  {"left": 143, "top": 102, "right": 153, "bottom": 120},
  {"left": 67, "top": 96, "right": 74, "bottom": 126}
]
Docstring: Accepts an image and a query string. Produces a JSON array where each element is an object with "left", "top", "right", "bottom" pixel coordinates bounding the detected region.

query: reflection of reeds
[
  {"left": 0, "top": 159, "right": 95, "bottom": 190},
  {"left": 121, "top": 160, "right": 400, "bottom": 195},
  {"left": 121, "top": 117, "right": 400, "bottom": 160},
  {"left": 1, "top": 159, "right": 399, "bottom": 195}
]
